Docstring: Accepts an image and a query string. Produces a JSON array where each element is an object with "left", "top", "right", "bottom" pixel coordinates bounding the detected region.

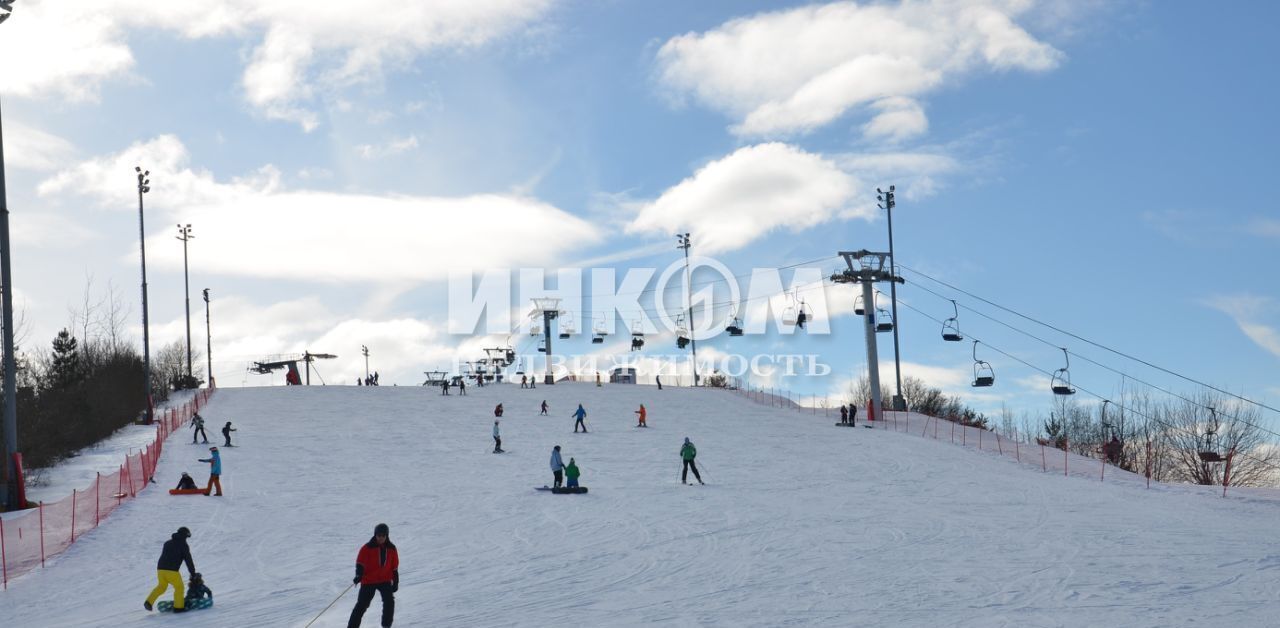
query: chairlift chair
[
  {"left": 559, "top": 312, "right": 575, "bottom": 340},
  {"left": 725, "top": 305, "right": 744, "bottom": 336},
  {"left": 853, "top": 294, "right": 865, "bottom": 316},
  {"left": 942, "top": 300, "right": 963, "bottom": 342},
  {"left": 1198, "top": 408, "right": 1226, "bottom": 462},
  {"left": 796, "top": 302, "right": 809, "bottom": 329},
  {"left": 875, "top": 307, "right": 894, "bottom": 333},
  {"left": 971, "top": 341, "right": 994, "bottom": 387},
  {"left": 630, "top": 319, "right": 646, "bottom": 350},
  {"left": 537, "top": 338, "right": 547, "bottom": 353},
  {"left": 592, "top": 316, "right": 608, "bottom": 344},
  {"left": 676, "top": 314, "right": 690, "bottom": 349},
  {"left": 1050, "top": 348, "right": 1076, "bottom": 395}
]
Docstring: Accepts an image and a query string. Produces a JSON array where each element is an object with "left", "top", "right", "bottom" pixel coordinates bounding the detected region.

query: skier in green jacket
[{"left": 680, "top": 437, "right": 703, "bottom": 485}]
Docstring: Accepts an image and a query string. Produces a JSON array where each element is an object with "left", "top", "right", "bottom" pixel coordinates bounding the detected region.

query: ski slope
[{"left": 2, "top": 383, "right": 1278, "bottom": 627}]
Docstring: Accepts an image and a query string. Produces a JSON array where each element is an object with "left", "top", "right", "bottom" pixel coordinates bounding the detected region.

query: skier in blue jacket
[
  {"left": 572, "top": 404, "right": 587, "bottom": 433},
  {"left": 197, "top": 447, "right": 222, "bottom": 496},
  {"left": 549, "top": 445, "right": 565, "bottom": 488}
]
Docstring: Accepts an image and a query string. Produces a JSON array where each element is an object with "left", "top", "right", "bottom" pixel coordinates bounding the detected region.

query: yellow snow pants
[{"left": 146, "top": 569, "right": 186, "bottom": 609}]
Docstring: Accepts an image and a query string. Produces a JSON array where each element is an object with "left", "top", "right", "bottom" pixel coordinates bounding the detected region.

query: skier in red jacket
[{"left": 348, "top": 523, "right": 399, "bottom": 628}]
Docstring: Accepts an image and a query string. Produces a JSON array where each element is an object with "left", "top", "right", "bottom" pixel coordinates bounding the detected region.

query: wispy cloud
[
  {"left": 655, "top": 0, "right": 1063, "bottom": 139},
  {"left": 1207, "top": 295, "right": 1280, "bottom": 358},
  {"left": 355, "top": 135, "right": 420, "bottom": 160}
]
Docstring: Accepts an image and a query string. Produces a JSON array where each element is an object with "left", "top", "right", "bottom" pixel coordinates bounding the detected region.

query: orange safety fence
[{"left": 1, "top": 389, "right": 214, "bottom": 589}]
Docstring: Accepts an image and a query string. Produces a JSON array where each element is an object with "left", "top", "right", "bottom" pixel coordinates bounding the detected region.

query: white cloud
[
  {"left": 627, "top": 143, "right": 859, "bottom": 255},
  {"left": 861, "top": 97, "right": 928, "bottom": 141},
  {"left": 355, "top": 135, "right": 420, "bottom": 160},
  {"left": 4, "top": 121, "right": 77, "bottom": 171},
  {"left": 1249, "top": 218, "right": 1280, "bottom": 238},
  {"left": 655, "top": 0, "right": 1063, "bottom": 138},
  {"left": 0, "top": 0, "right": 554, "bottom": 128},
  {"left": 38, "top": 135, "right": 603, "bottom": 283},
  {"left": 1208, "top": 295, "right": 1280, "bottom": 359}
]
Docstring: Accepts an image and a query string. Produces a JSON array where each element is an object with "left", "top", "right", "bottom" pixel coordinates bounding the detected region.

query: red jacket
[{"left": 355, "top": 540, "right": 399, "bottom": 585}]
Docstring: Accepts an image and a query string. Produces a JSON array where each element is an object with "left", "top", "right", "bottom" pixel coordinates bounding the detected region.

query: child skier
[
  {"left": 191, "top": 413, "right": 208, "bottom": 444},
  {"left": 493, "top": 421, "right": 503, "bottom": 453},
  {"left": 572, "top": 404, "right": 587, "bottom": 433},
  {"left": 221, "top": 421, "right": 236, "bottom": 446},
  {"left": 565, "top": 458, "right": 581, "bottom": 488},
  {"left": 635, "top": 404, "right": 647, "bottom": 427},
  {"left": 680, "top": 437, "right": 704, "bottom": 485},
  {"left": 540, "top": 400, "right": 548, "bottom": 415}
]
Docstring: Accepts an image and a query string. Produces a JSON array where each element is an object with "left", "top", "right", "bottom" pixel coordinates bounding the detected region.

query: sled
[
  {"left": 169, "top": 488, "right": 207, "bottom": 495},
  {"left": 536, "top": 486, "right": 588, "bottom": 494}
]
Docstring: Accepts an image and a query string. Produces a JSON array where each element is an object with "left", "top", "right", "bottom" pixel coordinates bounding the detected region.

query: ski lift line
[
  {"left": 895, "top": 296, "right": 1280, "bottom": 473},
  {"left": 897, "top": 280, "right": 1280, "bottom": 441},
  {"left": 897, "top": 263, "right": 1280, "bottom": 418}
]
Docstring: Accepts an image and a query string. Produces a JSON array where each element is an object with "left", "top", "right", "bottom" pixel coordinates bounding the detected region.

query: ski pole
[{"left": 304, "top": 582, "right": 354, "bottom": 628}]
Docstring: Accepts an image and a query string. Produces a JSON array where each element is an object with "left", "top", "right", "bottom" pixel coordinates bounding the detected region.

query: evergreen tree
[{"left": 49, "top": 328, "right": 81, "bottom": 390}]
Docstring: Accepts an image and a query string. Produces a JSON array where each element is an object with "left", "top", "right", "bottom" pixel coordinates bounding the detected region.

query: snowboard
[
  {"left": 169, "top": 488, "right": 207, "bottom": 495},
  {"left": 156, "top": 598, "right": 213, "bottom": 612},
  {"left": 490, "top": 450, "right": 510, "bottom": 454},
  {"left": 536, "top": 486, "right": 588, "bottom": 494}
]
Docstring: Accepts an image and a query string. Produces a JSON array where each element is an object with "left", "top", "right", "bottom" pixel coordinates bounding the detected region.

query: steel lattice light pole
[
  {"left": 136, "top": 167, "right": 154, "bottom": 423},
  {"left": 176, "top": 224, "right": 193, "bottom": 381},
  {"left": 0, "top": 0, "right": 20, "bottom": 508}
]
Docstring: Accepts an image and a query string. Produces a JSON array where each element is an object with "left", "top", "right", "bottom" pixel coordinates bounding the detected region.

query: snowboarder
[
  {"left": 441, "top": 380, "right": 449, "bottom": 395},
  {"left": 572, "top": 404, "right": 587, "bottom": 433},
  {"left": 540, "top": 400, "right": 548, "bottom": 415},
  {"left": 221, "top": 421, "right": 236, "bottom": 446},
  {"left": 566, "top": 457, "right": 581, "bottom": 488},
  {"left": 840, "top": 405, "right": 848, "bottom": 424},
  {"left": 680, "top": 437, "right": 703, "bottom": 485},
  {"left": 521, "top": 375, "right": 528, "bottom": 389},
  {"left": 493, "top": 421, "right": 503, "bottom": 453},
  {"left": 848, "top": 404, "right": 857, "bottom": 426},
  {"left": 198, "top": 446, "right": 222, "bottom": 496},
  {"left": 635, "top": 404, "right": 647, "bottom": 427},
  {"left": 185, "top": 572, "right": 213, "bottom": 606},
  {"left": 348, "top": 522, "right": 398, "bottom": 628},
  {"left": 656, "top": 375, "right": 662, "bottom": 390},
  {"left": 144, "top": 527, "right": 195, "bottom": 612},
  {"left": 550, "top": 445, "right": 565, "bottom": 488},
  {"left": 191, "top": 413, "right": 208, "bottom": 444},
  {"left": 175, "top": 472, "right": 197, "bottom": 491},
  {"left": 494, "top": 403, "right": 504, "bottom": 418}
]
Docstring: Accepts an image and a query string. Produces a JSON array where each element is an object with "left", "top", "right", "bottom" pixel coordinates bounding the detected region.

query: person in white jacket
[
  {"left": 493, "top": 421, "right": 503, "bottom": 453},
  {"left": 549, "top": 445, "right": 565, "bottom": 488}
]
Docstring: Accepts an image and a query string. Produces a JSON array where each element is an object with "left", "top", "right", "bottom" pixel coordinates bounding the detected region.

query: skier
[
  {"left": 494, "top": 403, "right": 504, "bottom": 418},
  {"left": 493, "top": 421, "right": 503, "bottom": 453},
  {"left": 357, "top": 378, "right": 362, "bottom": 386},
  {"left": 175, "top": 472, "right": 197, "bottom": 491},
  {"left": 144, "top": 526, "right": 195, "bottom": 612},
  {"left": 680, "top": 437, "right": 704, "bottom": 485},
  {"left": 540, "top": 400, "right": 548, "bottom": 415},
  {"left": 635, "top": 404, "right": 647, "bottom": 427},
  {"left": 656, "top": 375, "right": 662, "bottom": 391},
  {"left": 565, "top": 457, "right": 581, "bottom": 488},
  {"left": 191, "top": 413, "right": 208, "bottom": 444},
  {"left": 595, "top": 373, "right": 602, "bottom": 387},
  {"left": 848, "top": 403, "right": 857, "bottom": 426},
  {"left": 840, "top": 405, "right": 848, "bottom": 424},
  {"left": 521, "top": 375, "right": 528, "bottom": 389},
  {"left": 197, "top": 446, "right": 222, "bottom": 496},
  {"left": 459, "top": 379, "right": 467, "bottom": 396},
  {"left": 441, "top": 380, "right": 449, "bottom": 396},
  {"left": 185, "top": 572, "right": 213, "bottom": 607},
  {"left": 348, "top": 522, "right": 398, "bottom": 628},
  {"left": 572, "top": 404, "right": 587, "bottom": 433},
  {"left": 549, "top": 445, "right": 566, "bottom": 488},
  {"left": 221, "top": 421, "right": 236, "bottom": 446}
]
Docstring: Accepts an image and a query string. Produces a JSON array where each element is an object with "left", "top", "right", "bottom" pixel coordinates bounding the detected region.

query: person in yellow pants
[{"left": 145, "top": 527, "right": 196, "bottom": 613}]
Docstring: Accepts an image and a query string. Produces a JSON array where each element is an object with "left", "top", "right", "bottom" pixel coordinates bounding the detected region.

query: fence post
[
  {"left": 1041, "top": 444, "right": 1046, "bottom": 472},
  {"left": 71, "top": 489, "right": 77, "bottom": 543},
  {"left": 39, "top": 501, "right": 45, "bottom": 566},
  {"left": 1064, "top": 438, "right": 1069, "bottom": 477},
  {"left": 125, "top": 454, "right": 134, "bottom": 498},
  {"left": 1100, "top": 455, "right": 1106, "bottom": 482},
  {"left": 978, "top": 428, "right": 983, "bottom": 451},
  {"left": 996, "top": 433, "right": 1003, "bottom": 456},
  {"left": 1223, "top": 448, "right": 1237, "bottom": 498},
  {"left": 96, "top": 473, "right": 101, "bottom": 526},
  {"left": 1, "top": 515, "right": 7, "bottom": 590},
  {"left": 1014, "top": 436, "right": 1019, "bottom": 463},
  {"left": 1145, "top": 439, "right": 1152, "bottom": 489}
]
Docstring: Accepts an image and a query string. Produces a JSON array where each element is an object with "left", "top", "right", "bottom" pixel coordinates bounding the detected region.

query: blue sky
[{"left": 0, "top": 1, "right": 1276, "bottom": 421}]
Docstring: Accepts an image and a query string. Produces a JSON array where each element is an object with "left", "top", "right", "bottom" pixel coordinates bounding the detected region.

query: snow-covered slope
[{"left": 2, "top": 383, "right": 1278, "bottom": 627}]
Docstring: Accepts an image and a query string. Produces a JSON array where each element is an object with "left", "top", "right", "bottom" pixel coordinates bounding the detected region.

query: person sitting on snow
[
  {"left": 494, "top": 403, "right": 504, "bottom": 418},
  {"left": 175, "top": 472, "right": 197, "bottom": 491},
  {"left": 185, "top": 572, "right": 213, "bottom": 605}
]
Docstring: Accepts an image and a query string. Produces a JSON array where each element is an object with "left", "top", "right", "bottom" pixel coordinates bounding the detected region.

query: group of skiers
[
  {"left": 357, "top": 372, "right": 381, "bottom": 386},
  {"left": 441, "top": 378, "right": 466, "bottom": 395},
  {"left": 191, "top": 412, "right": 236, "bottom": 446}
]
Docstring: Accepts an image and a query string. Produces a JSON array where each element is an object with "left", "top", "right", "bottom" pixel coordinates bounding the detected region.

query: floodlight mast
[
  {"left": 532, "top": 297, "right": 561, "bottom": 385},
  {"left": 877, "top": 186, "right": 906, "bottom": 411},
  {"left": 0, "top": 5, "right": 18, "bottom": 507},
  {"left": 831, "top": 250, "right": 904, "bottom": 422},
  {"left": 676, "top": 233, "right": 699, "bottom": 386}
]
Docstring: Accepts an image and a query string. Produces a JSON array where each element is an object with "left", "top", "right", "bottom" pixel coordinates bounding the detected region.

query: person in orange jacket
[
  {"left": 635, "top": 404, "right": 647, "bottom": 427},
  {"left": 348, "top": 523, "right": 399, "bottom": 628}
]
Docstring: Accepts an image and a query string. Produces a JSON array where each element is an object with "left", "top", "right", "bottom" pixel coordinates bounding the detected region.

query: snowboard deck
[
  {"left": 536, "top": 486, "right": 588, "bottom": 494},
  {"left": 834, "top": 422, "right": 859, "bottom": 427},
  {"left": 169, "top": 488, "right": 207, "bottom": 495},
  {"left": 156, "top": 598, "right": 213, "bottom": 612}
]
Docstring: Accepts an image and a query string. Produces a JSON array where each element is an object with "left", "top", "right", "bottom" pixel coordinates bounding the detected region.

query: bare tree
[{"left": 1161, "top": 391, "right": 1278, "bottom": 486}]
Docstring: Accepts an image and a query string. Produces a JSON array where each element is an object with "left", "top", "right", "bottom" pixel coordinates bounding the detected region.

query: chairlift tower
[
  {"left": 831, "top": 250, "right": 904, "bottom": 420},
  {"left": 877, "top": 186, "right": 906, "bottom": 411},
  {"left": 532, "top": 297, "right": 561, "bottom": 385},
  {"left": 676, "top": 233, "right": 700, "bottom": 386}
]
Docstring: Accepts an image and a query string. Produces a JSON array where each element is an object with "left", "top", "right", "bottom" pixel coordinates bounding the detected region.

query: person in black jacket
[
  {"left": 221, "top": 421, "right": 236, "bottom": 446},
  {"left": 145, "top": 527, "right": 195, "bottom": 612},
  {"left": 175, "top": 472, "right": 197, "bottom": 490}
]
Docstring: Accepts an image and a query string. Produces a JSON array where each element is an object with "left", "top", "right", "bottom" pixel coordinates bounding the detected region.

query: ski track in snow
[{"left": 2, "top": 383, "right": 1279, "bottom": 627}]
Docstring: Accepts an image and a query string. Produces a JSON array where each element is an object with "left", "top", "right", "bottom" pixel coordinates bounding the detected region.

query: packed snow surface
[{"left": 2, "top": 383, "right": 1278, "bottom": 627}]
